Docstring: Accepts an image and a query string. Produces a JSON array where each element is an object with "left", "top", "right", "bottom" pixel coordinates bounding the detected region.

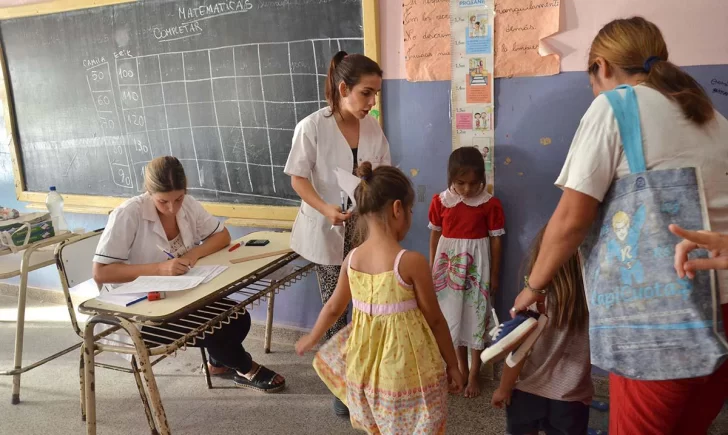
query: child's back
[
  {"left": 316, "top": 244, "right": 448, "bottom": 433},
  {"left": 513, "top": 309, "right": 592, "bottom": 403},
  {"left": 297, "top": 162, "right": 463, "bottom": 435},
  {"left": 492, "top": 227, "right": 592, "bottom": 435}
]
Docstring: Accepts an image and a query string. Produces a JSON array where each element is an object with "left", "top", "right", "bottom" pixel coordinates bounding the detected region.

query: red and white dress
[{"left": 428, "top": 188, "right": 505, "bottom": 350}]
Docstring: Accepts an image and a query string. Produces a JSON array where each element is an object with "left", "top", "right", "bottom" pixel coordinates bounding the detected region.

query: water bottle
[{"left": 45, "top": 186, "right": 68, "bottom": 232}]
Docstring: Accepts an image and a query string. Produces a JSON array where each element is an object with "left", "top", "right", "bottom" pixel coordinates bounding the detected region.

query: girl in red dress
[{"left": 428, "top": 146, "right": 505, "bottom": 398}]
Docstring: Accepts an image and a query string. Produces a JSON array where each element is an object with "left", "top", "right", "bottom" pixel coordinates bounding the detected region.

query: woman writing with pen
[
  {"left": 284, "top": 52, "right": 390, "bottom": 415},
  {"left": 92, "top": 156, "right": 286, "bottom": 393}
]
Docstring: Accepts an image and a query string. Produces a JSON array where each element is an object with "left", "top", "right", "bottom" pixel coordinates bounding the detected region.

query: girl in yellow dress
[{"left": 296, "top": 162, "right": 464, "bottom": 434}]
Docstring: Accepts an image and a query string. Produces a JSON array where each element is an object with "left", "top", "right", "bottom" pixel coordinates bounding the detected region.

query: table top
[
  {"left": 78, "top": 231, "right": 297, "bottom": 323},
  {"left": 0, "top": 232, "right": 73, "bottom": 279}
]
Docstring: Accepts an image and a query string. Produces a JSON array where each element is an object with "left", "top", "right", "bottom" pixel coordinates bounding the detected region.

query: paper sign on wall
[{"left": 493, "top": 0, "right": 561, "bottom": 77}]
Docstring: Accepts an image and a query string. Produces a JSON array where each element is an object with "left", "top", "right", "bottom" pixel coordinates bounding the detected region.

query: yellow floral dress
[{"left": 313, "top": 249, "right": 448, "bottom": 434}]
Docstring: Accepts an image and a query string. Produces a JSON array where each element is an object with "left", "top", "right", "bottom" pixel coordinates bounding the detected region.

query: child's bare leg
[
  {"left": 457, "top": 346, "right": 469, "bottom": 383},
  {"left": 464, "top": 348, "right": 482, "bottom": 398}
]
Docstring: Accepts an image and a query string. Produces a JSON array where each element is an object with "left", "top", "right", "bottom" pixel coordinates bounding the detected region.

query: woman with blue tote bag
[{"left": 510, "top": 17, "right": 728, "bottom": 434}]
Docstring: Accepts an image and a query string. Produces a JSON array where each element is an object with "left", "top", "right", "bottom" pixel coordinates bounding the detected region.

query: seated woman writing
[{"left": 92, "top": 156, "right": 285, "bottom": 393}]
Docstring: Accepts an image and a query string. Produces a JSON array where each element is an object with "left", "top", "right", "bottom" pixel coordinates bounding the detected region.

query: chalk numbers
[
  {"left": 118, "top": 68, "right": 134, "bottom": 79},
  {"left": 118, "top": 168, "right": 132, "bottom": 187},
  {"left": 133, "top": 138, "right": 149, "bottom": 154}
]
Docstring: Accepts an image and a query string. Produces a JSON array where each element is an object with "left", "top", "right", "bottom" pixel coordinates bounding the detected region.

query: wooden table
[
  {"left": 77, "top": 231, "right": 312, "bottom": 435},
  {"left": 0, "top": 231, "right": 75, "bottom": 405}
]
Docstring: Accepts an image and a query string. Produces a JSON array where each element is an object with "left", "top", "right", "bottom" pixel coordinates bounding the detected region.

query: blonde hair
[
  {"left": 612, "top": 211, "right": 629, "bottom": 227},
  {"left": 588, "top": 17, "right": 714, "bottom": 126},
  {"left": 523, "top": 227, "right": 588, "bottom": 332},
  {"left": 144, "top": 156, "right": 187, "bottom": 193}
]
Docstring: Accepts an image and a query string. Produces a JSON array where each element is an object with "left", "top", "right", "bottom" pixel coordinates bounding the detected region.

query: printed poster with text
[{"left": 451, "top": 0, "right": 495, "bottom": 193}]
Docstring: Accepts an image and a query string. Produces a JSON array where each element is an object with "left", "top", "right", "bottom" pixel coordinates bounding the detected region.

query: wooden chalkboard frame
[{"left": 0, "top": 0, "right": 381, "bottom": 229}]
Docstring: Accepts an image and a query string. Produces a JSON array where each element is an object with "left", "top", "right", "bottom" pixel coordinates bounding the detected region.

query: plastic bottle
[{"left": 45, "top": 186, "right": 68, "bottom": 232}]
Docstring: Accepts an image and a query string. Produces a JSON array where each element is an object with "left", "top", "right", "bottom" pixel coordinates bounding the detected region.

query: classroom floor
[{"left": 0, "top": 294, "right": 726, "bottom": 435}]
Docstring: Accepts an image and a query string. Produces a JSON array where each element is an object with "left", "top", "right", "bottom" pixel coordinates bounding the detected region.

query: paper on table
[
  {"left": 185, "top": 265, "right": 228, "bottom": 284},
  {"left": 97, "top": 292, "right": 147, "bottom": 307},
  {"left": 493, "top": 0, "right": 561, "bottom": 78},
  {"left": 111, "top": 275, "right": 206, "bottom": 295},
  {"left": 334, "top": 167, "right": 361, "bottom": 209}
]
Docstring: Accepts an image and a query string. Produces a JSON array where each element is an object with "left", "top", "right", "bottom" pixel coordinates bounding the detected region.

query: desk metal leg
[
  {"left": 120, "top": 318, "right": 170, "bottom": 435},
  {"left": 11, "top": 245, "right": 36, "bottom": 404},
  {"left": 83, "top": 324, "right": 97, "bottom": 435},
  {"left": 265, "top": 291, "right": 275, "bottom": 354},
  {"left": 79, "top": 351, "right": 86, "bottom": 421},
  {"left": 131, "top": 357, "right": 158, "bottom": 435}
]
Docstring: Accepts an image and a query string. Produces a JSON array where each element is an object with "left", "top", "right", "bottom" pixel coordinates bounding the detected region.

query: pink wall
[{"left": 380, "top": 0, "right": 728, "bottom": 79}]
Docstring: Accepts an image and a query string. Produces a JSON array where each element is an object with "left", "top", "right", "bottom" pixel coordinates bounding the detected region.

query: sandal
[{"left": 234, "top": 365, "right": 286, "bottom": 393}]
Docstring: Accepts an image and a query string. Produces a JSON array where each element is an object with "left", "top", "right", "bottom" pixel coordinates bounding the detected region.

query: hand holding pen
[
  {"left": 329, "top": 191, "right": 351, "bottom": 230},
  {"left": 156, "top": 245, "right": 192, "bottom": 275}
]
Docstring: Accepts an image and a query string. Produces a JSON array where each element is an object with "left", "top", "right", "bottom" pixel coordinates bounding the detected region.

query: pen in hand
[
  {"left": 330, "top": 191, "right": 349, "bottom": 230},
  {"left": 157, "top": 245, "right": 192, "bottom": 270}
]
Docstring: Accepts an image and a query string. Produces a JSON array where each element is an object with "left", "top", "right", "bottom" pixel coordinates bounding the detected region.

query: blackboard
[{"left": 0, "top": 0, "right": 374, "bottom": 212}]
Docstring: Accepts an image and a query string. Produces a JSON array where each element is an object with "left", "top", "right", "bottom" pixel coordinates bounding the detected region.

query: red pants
[{"left": 609, "top": 304, "right": 728, "bottom": 435}]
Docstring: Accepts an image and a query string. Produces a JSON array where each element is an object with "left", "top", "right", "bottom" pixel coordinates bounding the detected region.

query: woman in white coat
[
  {"left": 93, "top": 156, "right": 285, "bottom": 393},
  {"left": 284, "top": 51, "right": 390, "bottom": 414}
]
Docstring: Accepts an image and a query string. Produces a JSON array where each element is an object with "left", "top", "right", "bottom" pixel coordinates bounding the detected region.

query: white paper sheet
[
  {"left": 334, "top": 167, "right": 362, "bottom": 209},
  {"left": 185, "top": 265, "right": 228, "bottom": 284},
  {"left": 111, "top": 275, "right": 206, "bottom": 295},
  {"left": 96, "top": 292, "right": 147, "bottom": 307}
]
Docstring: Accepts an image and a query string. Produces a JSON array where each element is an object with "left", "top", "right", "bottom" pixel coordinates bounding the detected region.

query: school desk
[
  {"left": 0, "top": 230, "right": 75, "bottom": 405},
  {"left": 74, "top": 230, "right": 312, "bottom": 435}
]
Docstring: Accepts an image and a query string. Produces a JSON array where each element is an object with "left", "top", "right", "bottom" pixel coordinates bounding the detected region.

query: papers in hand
[{"left": 334, "top": 167, "right": 362, "bottom": 209}]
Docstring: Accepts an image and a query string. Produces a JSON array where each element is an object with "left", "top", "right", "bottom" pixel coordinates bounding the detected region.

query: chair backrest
[{"left": 55, "top": 229, "right": 103, "bottom": 336}]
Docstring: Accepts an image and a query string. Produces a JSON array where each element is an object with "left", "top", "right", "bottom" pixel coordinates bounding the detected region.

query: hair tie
[
  {"left": 643, "top": 56, "right": 661, "bottom": 73},
  {"left": 361, "top": 174, "right": 370, "bottom": 182}
]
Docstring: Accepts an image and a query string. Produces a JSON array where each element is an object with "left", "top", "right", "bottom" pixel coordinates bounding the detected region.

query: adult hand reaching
[{"left": 670, "top": 224, "right": 728, "bottom": 278}]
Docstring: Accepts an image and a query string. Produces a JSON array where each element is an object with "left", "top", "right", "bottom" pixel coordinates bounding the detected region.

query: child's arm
[
  {"left": 429, "top": 230, "right": 442, "bottom": 267},
  {"left": 489, "top": 236, "right": 502, "bottom": 296},
  {"left": 295, "top": 255, "right": 352, "bottom": 355},
  {"left": 401, "top": 251, "right": 464, "bottom": 393},
  {"left": 491, "top": 358, "right": 527, "bottom": 408}
]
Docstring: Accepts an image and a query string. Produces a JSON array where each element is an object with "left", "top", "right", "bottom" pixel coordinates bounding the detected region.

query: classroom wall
[{"left": 2, "top": 1, "right": 728, "bottom": 330}]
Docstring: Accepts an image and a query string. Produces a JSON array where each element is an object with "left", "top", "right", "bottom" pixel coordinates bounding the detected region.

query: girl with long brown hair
[{"left": 492, "top": 227, "right": 592, "bottom": 434}]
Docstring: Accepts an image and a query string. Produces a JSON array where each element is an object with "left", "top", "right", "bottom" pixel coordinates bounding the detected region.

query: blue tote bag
[{"left": 579, "top": 85, "right": 728, "bottom": 380}]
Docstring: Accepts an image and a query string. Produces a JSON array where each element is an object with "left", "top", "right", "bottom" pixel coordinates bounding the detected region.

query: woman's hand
[
  {"left": 511, "top": 288, "right": 546, "bottom": 318},
  {"left": 156, "top": 258, "right": 193, "bottom": 276},
  {"left": 670, "top": 224, "right": 728, "bottom": 278},
  {"left": 323, "top": 204, "right": 351, "bottom": 226},
  {"left": 491, "top": 387, "right": 512, "bottom": 409},
  {"left": 295, "top": 334, "right": 318, "bottom": 356},
  {"left": 446, "top": 365, "right": 465, "bottom": 394},
  {"left": 180, "top": 251, "right": 201, "bottom": 268}
]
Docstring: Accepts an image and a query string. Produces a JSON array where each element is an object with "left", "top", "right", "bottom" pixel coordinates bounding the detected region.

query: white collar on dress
[{"left": 439, "top": 187, "right": 492, "bottom": 208}]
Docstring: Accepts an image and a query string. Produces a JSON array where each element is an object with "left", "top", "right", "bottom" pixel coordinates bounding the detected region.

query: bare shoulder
[{"left": 399, "top": 250, "right": 430, "bottom": 282}]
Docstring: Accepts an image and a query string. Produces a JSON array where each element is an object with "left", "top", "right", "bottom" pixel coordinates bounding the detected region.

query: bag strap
[{"left": 602, "top": 85, "right": 647, "bottom": 173}]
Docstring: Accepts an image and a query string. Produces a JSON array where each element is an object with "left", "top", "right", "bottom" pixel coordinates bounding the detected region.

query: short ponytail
[
  {"left": 324, "top": 51, "right": 383, "bottom": 118},
  {"left": 588, "top": 16, "right": 715, "bottom": 126}
]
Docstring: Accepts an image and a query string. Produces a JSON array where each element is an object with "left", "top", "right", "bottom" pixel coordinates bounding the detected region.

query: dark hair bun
[{"left": 356, "top": 161, "right": 373, "bottom": 180}]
